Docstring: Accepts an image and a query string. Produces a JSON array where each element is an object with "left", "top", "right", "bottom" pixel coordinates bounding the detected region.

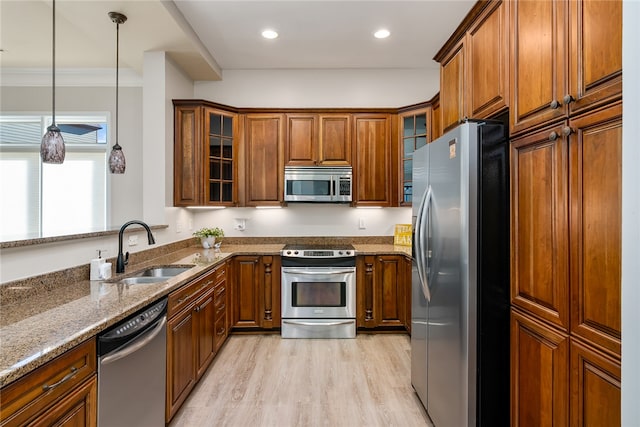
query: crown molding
[{"left": 0, "top": 68, "right": 143, "bottom": 87}]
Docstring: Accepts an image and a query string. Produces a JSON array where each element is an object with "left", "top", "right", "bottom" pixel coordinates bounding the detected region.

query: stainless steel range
[{"left": 281, "top": 244, "right": 356, "bottom": 338}]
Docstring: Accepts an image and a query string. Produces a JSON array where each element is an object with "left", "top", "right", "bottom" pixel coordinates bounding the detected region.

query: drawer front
[
  {"left": 214, "top": 288, "right": 227, "bottom": 321},
  {"left": 214, "top": 264, "right": 226, "bottom": 285},
  {"left": 168, "top": 270, "right": 216, "bottom": 317},
  {"left": 0, "top": 339, "right": 96, "bottom": 427}
]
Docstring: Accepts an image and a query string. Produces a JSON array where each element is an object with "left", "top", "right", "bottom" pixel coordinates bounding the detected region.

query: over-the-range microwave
[{"left": 284, "top": 166, "right": 352, "bottom": 203}]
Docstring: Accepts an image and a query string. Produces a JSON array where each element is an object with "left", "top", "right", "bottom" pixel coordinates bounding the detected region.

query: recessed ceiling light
[
  {"left": 374, "top": 29, "right": 390, "bottom": 39},
  {"left": 262, "top": 29, "right": 278, "bottom": 39}
]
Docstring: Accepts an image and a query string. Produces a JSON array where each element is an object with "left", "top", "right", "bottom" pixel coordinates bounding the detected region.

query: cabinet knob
[
  {"left": 563, "top": 94, "right": 575, "bottom": 105},
  {"left": 562, "top": 126, "right": 573, "bottom": 136},
  {"left": 549, "top": 131, "right": 559, "bottom": 141},
  {"left": 549, "top": 100, "right": 560, "bottom": 109}
]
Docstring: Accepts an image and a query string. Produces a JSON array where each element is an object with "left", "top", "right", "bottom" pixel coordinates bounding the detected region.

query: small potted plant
[{"left": 193, "top": 227, "right": 224, "bottom": 249}]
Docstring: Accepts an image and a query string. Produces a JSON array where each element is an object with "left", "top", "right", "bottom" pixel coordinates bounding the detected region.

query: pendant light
[
  {"left": 108, "top": 12, "right": 127, "bottom": 174},
  {"left": 40, "top": 0, "right": 65, "bottom": 164}
]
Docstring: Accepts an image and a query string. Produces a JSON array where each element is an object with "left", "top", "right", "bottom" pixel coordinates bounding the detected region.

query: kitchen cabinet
[
  {"left": 241, "top": 114, "right": 285, "bottom": 207},
  {"left": 510, "top": 122, "right": 569, "bottom": 331},
  {"left": 438, "top": 37, "right": 465, "bottom": 134},
  {"left": 285, "top": 113, "right": 351, "bottom": 166},
  {"left": 466, "top": 0, "right": 509, "bottom": 119},
  {"left": 511, "top": 308, "right": 569, "bottom": 427},
  {"left": 430, "top": 94, "right": 441, "bottom": 140},
  {"left": 0, "top": 339, "right": 97, "bottom": 427},
  {"left": 509, "top": 0, "right": 622, "bottom": 135},
  {"left": 166, "top": 266, "right": 220, "bottom": 422},
  {"left": 173, "top": 100, "right": 238, "bottom": 206},
  {"left": 357, "top": 255, "right": 410, "bottom": 330},
  {"left": 352, "top": 114, "right": 397, "bottom": 207},
  {"left": 398, "top": 106, "right": 429, "bottom": 206},
  {"left": 570, "top": 338, "right": 621, "bottom": 427},
  {"left": 213, "top": 261, "right": 229, "bottom": 353},
  {"left": 510, "top": 102, "right": 622, "bottom": 425},
  {"left": 231, "top": 255, "right": 281, "bottom": 330}
]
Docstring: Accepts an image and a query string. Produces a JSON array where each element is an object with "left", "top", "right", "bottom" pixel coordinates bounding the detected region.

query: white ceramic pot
[{"left": 201, "top": 236, "right": 215, "bottom": 249}]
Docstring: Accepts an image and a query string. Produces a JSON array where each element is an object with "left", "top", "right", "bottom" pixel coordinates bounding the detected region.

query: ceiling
[{"left": 0, "top": 0, "right": 475, "bottom": 81}]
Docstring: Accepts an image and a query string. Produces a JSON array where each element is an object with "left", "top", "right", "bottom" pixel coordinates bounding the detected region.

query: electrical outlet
[
  {"left": 128, "top": 235, "right": 138, "bottom": 246},
  {"left": 359, "top": 218, "right": 366, "bottom": 229},
  {"left": 176, "top": 221, "right": 183, "bottom": 233}
]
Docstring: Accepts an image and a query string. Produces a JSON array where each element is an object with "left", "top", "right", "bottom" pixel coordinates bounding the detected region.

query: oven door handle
[
  {"left": 282, "top": 319, "right": 354, "bottom": 327},
  {"left": 282, "top": 269, "right": 355, "bottom": 275}
]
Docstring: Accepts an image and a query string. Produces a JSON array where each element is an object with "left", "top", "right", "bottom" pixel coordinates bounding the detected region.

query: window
[{"left": 0, "top": 114, "right": 109, "bottom": 240}]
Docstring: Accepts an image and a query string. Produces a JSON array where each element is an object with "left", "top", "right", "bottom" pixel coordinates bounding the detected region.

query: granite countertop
[
  {"left": 0, "top": 244, "right": 283, "bottom": 388},
  {"left": 0, "top": 241, "right": 409, "bottom": 388}
]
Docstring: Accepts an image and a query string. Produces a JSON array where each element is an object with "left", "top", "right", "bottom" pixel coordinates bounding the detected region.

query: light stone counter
[{"left": 0, "top": 244, "right": 283, "bottom": 388}]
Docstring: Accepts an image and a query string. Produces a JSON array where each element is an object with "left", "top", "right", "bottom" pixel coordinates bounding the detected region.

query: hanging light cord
[
  {"left": 51, "top": 0, "right": 56, "bottom": 126},
  {"left": 114, "top": 20, "right": 120, "bottom": 148}
]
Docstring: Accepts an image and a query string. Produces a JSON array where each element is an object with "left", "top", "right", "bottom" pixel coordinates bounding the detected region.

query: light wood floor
[{"left": 169, "top": 334, "right": 432, "bottom": 427}]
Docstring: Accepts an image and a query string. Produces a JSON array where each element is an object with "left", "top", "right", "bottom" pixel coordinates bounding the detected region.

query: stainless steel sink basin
[
  {"left": 118, "top": 277, "right": 169, "bottom": 285},
  {"left": 136, "top": 266, "right": 193, "bottom": 278}
]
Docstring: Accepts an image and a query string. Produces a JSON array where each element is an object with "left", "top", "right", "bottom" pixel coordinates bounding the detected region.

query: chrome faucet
[{"left": 116, "top": 220, "right": 156, "bottom": 273}]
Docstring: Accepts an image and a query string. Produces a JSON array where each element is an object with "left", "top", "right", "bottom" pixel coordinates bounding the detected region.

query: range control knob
[
  {"left": 285, "top": 250, "right": 291, "bottom": 255},
  {"left": 338, "top": 251, "right": 344, "bottom": 255},
  {"left": 294, "top": 251, "right": 299, "bottom": 255},
  {"left": 345, "top": 251, "right": 352, "bottom": 255}
]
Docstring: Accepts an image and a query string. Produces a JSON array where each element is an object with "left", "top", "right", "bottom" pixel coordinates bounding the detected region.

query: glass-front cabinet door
[
  {"left": 205, "top": 109, "right": 235, "bottom": 205},
  {"left": 399, "top": 108, "right": 429, "bottom": 205}
]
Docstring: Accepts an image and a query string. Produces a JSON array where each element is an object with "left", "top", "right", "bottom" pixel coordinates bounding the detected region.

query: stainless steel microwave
[{"left": 284, "top": 166, "right": 352, "bottom": 203}]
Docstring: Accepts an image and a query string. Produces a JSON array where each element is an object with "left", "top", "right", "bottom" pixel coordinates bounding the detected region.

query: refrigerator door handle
[{"left": 415, "top": 185, "right": 432, "bottom": 301}]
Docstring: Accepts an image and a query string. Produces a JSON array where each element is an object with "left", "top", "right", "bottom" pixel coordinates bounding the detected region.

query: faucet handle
[{"left": 124, "top": 251, "right": 130, "bottom": 266}]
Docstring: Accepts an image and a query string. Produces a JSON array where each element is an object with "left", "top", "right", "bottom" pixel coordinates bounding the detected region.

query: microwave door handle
[{"left": 332, "top": 176, "right": 336, "bottom": 200}]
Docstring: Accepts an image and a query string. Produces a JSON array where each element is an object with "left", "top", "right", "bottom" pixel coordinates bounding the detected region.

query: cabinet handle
[
  {"left": 562, "top": 126, "right": 573, "bottom": 136},
  {"left": 563, "top": 94, "right": 574, "bottom": 105},
  {"left": 549, "top": 100, "right": 560, "bottom": 109},
  {"left": 548, "top": 131, "right": 559, "bottom": 141},
  {"left": 178, "top": 293, "right": 192, "bottom": 304},
  {"left": 42, "top": 367, "right": 78, "bottom": 391}
]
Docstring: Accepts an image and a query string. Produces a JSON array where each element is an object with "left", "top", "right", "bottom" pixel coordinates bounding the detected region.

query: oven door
[{"left": 281, "top": 266, "right": 356, "bottom": 319}]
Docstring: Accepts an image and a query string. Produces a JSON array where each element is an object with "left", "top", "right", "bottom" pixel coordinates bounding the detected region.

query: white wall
[
  {"left": 195, "top": 68, "right": 439, "bottom": 108},
  {"left": 622, "top": 0, "right": 640, "bottom": 423},
  {"left": 192, "top": 205, "right": 411, "bottom": 238}
]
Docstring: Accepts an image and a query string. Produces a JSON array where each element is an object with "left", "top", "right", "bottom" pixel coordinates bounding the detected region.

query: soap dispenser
[{"left": 90, "top": 250, "right": 106, "bottom": 281}]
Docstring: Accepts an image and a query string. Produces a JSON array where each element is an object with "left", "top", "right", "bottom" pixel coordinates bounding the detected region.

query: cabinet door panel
[
  {"left": 510, "top": 0, "right": 568, "bottom": 134},
  {"left": 285, "top": 114, "right": 316, "bottom": 165},
  {"left": 569, "top": 0, "right": 622, "bottom": 115},
  {"left": 174, "top": 107, "right": 203, "bottom": 206},
  {"left": 244, "top": 115, "right": 284, "bottom": 206},
  {"left": 232, "top": 256, "right": 261, "bottom": 328},
  {"left": 30, "top": 377, "right": 97, "bottom": 427},
  {"left": 570, "top": 338, "right": 621, "bottom": 427},
  {"left": 353, "top": 114, "right": 393, "bottom": 206},
  {"left": 194, "top": 289, "right": 216, "bottom": 378},
  {"left": 511, "top": 309, "right": 569, "bottom": 427},
  {"left": 569, "top": 104, "right": 622, "bottom": 356},
  {"left": 166, "top": 309, "right": 196, "bottom": 420},
  {"left": 467, "top": 0, "right": 509, "bottom": 119},
  {"left": 440, "top": 39, "right": 465, "bottom": 133},
  {"left": 511, "top": 125, "right": 569, "bottom": 330},
  {"left": 319, "top": 115, "right": 351, "bottom": 165},
  {"left": 376, "top": 256, "right": 405, "bottom": 327}
]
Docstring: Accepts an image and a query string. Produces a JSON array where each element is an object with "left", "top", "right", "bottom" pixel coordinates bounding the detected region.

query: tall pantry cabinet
[{"left": 508, "top": 0, "right": 622, "bottom": 425}]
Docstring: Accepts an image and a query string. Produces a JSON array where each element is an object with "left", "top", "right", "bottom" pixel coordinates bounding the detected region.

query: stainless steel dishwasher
[{"left": 97, "top": 297, "right": 167, "bottom": 427}]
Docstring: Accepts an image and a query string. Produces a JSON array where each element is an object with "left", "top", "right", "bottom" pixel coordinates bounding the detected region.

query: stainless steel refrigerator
[{"left": 411, "top": 118, "right": 510, "bottom": 427}]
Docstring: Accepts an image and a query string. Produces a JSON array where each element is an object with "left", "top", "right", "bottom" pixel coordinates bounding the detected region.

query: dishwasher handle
[{"left": 100, "top": 316, "right": 166, "bottom": 365}]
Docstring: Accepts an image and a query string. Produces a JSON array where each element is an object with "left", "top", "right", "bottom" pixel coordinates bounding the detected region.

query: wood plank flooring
[{"left": 169, "top": 334, "right": 432, "bottom": 427}]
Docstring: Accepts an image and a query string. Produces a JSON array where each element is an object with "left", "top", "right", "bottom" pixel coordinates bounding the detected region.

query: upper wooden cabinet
[
  {"left": 285, "top": 114, "right": 351, "bottom": 166},
  {"left": 352, "top": 114, "right": 397, "bottom": 207},
  {"left": 241, "top": 114, "right": 285, "bottom": 207},
  {"left": 466, "top": 0, "right": 509, "bottom": 119},
  {"left": 435, "top": 1, "right": 509, "bottom": 131},
  {"left": 173, "top": 101, "right": 238, "bottom": 207},
  {"left": 439, "top": 38, "right": 466, "bottom": 134},
  {"left": 510, "top": 0, "right": 622, "bottom": 135}
]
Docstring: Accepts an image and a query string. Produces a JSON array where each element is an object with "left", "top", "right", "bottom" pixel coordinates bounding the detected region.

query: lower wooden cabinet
[
  {"left": 166, "top": 264, "right": 227, "bottom": 422},
  {"left": 510, "top": 308, "right": 569, "bottom": 427},
  {"left": 231, "top": 255, "right": 281, "bottom": 330},
  {"left": 357, "top": 254, "right": 410, "bottom": 330},
  {"left": 0, "top": 339, "right": 97, "bottom": 427}
]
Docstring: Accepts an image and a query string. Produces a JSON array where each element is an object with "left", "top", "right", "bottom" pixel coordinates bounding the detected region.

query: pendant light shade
[
  {"left": 108, "top": 11, "right": 127, "bottom": 174},
  {"left": 41, "top": 0, "right": 65, "bottom": 164}
]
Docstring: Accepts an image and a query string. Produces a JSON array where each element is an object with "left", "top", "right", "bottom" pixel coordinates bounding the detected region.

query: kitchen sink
[
  {"left": 135, "top": 266, "right": 194, "bottom": 278},
  {"left": 118, "top": 276, "right": 169, "bottom": 285}
]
